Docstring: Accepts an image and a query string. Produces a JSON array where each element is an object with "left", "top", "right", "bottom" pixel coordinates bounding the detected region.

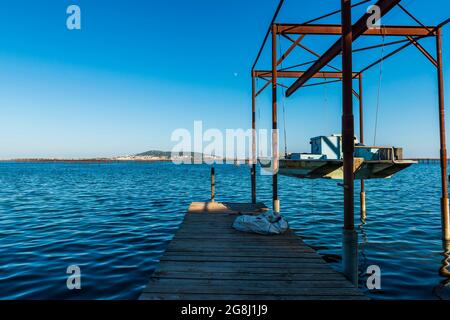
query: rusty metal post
[
  {"left": 341, "top": 0, "right": 358, "bottom": 286},
  {"left": 359, "top": 73, "right": 366, "bottom": 222},
  {"left": 437, "top": 28, "right": 450, "bottom": 241},
  {"left": 272, "top": 24, "right": 280, "bottom": 213},
  {"left": 211, "top": 167, "right": 215, "bottom": 203},
  {"left": 251, "top": 73, "right": 257, "bottom": 204}
]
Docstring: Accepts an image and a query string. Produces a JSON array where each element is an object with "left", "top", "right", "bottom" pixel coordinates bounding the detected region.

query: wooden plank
[
  {"left": 163, "top": 251, "right": 323, "bottom": 259},
  {"left": 140, "top": 293, "right": 368, "bottom": 300},
  {"left": 159, "top": 255, "right": 325, "bottom": 263},
  {"left": 142, "top": 279, "right": 361, "bottom": 294},
  {"left": 143, "top": 279, "right": 361, "bottom": 296},
  {"left": 139, "top": 202, "right": 367, "bottom": 300},
  {"left": 154, "top": 262, "right": 337, "bottom": 274},
  {"left": 152, "top": 270, "right": 348, "bottom": 281}
]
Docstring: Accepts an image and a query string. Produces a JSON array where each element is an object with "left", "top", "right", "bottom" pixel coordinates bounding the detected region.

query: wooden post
[
  {"left": 251, "top": 72, "right": 257, "bottom": 204},
  {"left": 437, "top": 28, "right": 450, "bottom": 241},
  {"left": 272, "top": 24, "right": 280, "bottom": 213},
  {"left": 211, "top": 167, "right": 215, "bottom": 203},
  {"left": 359, "top": 73, "right": 366, "bottom": 222},
  {"left": 341, "top": 0, "right": 358, "bottom": 286}
]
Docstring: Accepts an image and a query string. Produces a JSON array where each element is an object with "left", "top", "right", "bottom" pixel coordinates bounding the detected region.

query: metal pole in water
[
  {"left": 251, "top": 72, "right": 257, "bottom": 204},
  {"left": 359, "top": 73, "right": 366, "bottom": 222},
  {"left": 272, "top": 24, "right": 280, "bottom": 213},
  {"left": 211, "top": 167, "right": 215, "bottom": 203},
  {"left": 437, "top": 28, "right": 450, "bottom": 241},
  {"left": 341, "top": 0, "right": 358, "bottom": 286}
]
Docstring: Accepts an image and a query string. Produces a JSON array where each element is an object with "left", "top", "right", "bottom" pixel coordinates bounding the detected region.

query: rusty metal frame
[{"left": 251, "top": 2, "right": 449, "bottom": 285}]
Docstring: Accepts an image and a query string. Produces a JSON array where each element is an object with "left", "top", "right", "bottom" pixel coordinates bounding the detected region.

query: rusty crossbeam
[
  {"left": 252, "top": 0, "right": 284, "bottom": 71},
  {"left": 255, "top": 79, "right": 272, "bottom": 97},
  {"left": 407, "top": 36, "right": 438, "bottom": 67},
  {"left": 282, "top": 34, "right": 342, "bottom": 72},
  {"left": 298, "top": 0, "right": 370, "bottom": 26},
  {"left": 279, "top": 60, "right": 316, "bottom": 72},
  {"left": 254, "top": 70, "right": 359, "bottom": 79},
  {"left": 353, "top": 38, "right": 410, "bottom": 53},
  {"left": 277, "top": 35, "right": 306, "bottom": 66},
  {"left": 276, "top": 23, "right": 437, "bottom": 37},
  {"left": 359, "top": 27, "right": 439, "bottom": 74},
  {"left": 285, "top": 0, "right": 402, "bottom": 97}
]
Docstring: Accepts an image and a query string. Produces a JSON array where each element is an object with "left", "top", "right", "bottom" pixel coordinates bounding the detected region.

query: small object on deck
[
  {"left": 139, "top": 202, "right": 367, "bottom": 300},
  {"left": 233, "top": 211, "right": 289, "bottom": 235}
]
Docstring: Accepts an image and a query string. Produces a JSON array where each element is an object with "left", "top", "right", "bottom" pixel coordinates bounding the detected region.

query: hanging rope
[
  {"left": 373, "top": 30, "right": 386, "bottom": 146},
  {"left": 278, "top": 34, "right": 288, "bottom": 158}
]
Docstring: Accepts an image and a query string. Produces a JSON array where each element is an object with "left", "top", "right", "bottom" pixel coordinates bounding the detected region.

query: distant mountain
[
  {"left": 135, "top": 150, "right": 207, "bottom": 158},
  {"left": 135, "top": 150, "right": 172, "bottom": 157}
]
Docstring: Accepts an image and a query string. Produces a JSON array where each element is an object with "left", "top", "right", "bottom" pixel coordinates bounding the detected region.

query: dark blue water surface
[{"left": 0, "top": 162, "right": 449, "bottom": 300}]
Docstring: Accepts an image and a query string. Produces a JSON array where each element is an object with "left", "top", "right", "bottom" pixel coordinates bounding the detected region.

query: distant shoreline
[{"left": 0, "top": 159, "right": 173, "bottom": 163}]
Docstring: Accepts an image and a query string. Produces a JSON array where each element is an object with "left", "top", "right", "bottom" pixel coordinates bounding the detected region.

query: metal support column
[
  {"left": 437, "top": 28, "right": 450, "bottom": 241},
  {"left": 272, "top": 24, "right": 280, "bottom": 213},
  {"left": 341, "top": 0, "right": 358, "bottom": 286},
  {"left": 251, "top": 72, "right": 257, "bottom": 204},
  {"left": 359, "top": 73, "right": 366, "bottom": 222}
]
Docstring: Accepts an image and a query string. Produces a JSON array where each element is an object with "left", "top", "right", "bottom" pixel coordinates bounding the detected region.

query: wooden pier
[{"left": 139, "top": 202, "right": 366, "bottom": 300}]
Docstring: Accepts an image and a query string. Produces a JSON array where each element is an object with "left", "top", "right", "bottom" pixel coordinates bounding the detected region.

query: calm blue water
[{"left": 0, "top": 162, "right": 449, "bottom": 300}]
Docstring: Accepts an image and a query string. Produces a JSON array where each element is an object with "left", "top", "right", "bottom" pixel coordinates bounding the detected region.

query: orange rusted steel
[
  {"left": 271, "top": 24, "right": 279, "bottom": 212},
  {"left": 254, "top": 70, "right": 359, "bottom": 79},
  {"left": 407, "top": 36, "right": 438, "bottom": 67},
  {"left": 276, "top": 24, "right": 436, "bottom": 37},
  {"left": 251, "top": 72, "right": 257, "bottom": 204},
  {"left": 255, "top": 79, "right": 271, "bottom": 97},
  {"left": 252, "top": 0, "right": 284, "bottom": 71},
  {"left": 437, "top": 28, "right": 450, "bottom": 241},
  {"left": 341, "top": 0, "right": 354, "bottom": 232},
  {"left": 277, "top": 35, "right": 306, "bottom": 66},
  {"left": 286, "top": 0, "right": 402, "bottom": 97}
]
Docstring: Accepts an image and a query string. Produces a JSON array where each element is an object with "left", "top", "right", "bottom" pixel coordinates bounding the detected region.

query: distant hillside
[
  {"left": 135, "top": 150, "right": 206, "bottom": 158},
  {"left": 135, "top": 150, "right": 172, "bottom": 157}
]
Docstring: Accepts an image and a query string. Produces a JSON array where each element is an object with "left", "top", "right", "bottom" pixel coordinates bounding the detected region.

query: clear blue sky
[{"left": 0, "top": 0, "right": 448, "bottom": 158}]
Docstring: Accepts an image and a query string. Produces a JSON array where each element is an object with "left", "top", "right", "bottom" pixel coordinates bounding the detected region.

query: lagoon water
[{"left": 0, "top": 162, "right": 449, "bottom": 300}]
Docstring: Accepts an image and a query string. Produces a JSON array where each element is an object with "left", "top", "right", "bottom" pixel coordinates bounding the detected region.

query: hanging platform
[{"left": 260, "top": 158, "right": 416, "bottom": 180}]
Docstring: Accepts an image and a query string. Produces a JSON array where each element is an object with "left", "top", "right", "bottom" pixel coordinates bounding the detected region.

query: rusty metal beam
[
  {"left": 359, "top": 31, "right": 435, "bottom": 74},
  {"left": 276, "top": 23, "right": 436, "bottom": 36},
  {"left": 341, "top": 0, "right": 355, "bottom": 232},
  {"left": 277, "top": 35, "right": 306, "bottom": 66},
  {"left": 252, "top": 0, "right": 285, "bottom": 71},
  {"left": 407, "top": 36, "right": 437, "bottom": 67},
  {"left": 341, "top": 0, "right": 357, "bottom": 286},
  {"left": 254, "top": 70, "right": 359, "bottom": 79},
  {"left": 359, "top": 74, "right": 366, "bottom": 222},
  {"left": 299, "top": 0, "right": 370, "bottom": 26},
  {"left": 271, "top": 24, "right": 279, "bottom": 213},
  {"left": 255, "top": 79, "right": 271, "bottom": 97},
  {"left": 353, "top": 38, "right": 410, "bottom": 53},
  {"left": 286, "top": 0, "right": 402, "bottom": 97},
  {"left": 437, "top": 28, "right": 450, "bottom": 241},
  {"left": 282, "top": 34, "right": 342, "bottom": 72},
  {"left": 304, "top": 79, "right": 342, "bottom": 87},
  {"left": 251, "top": 73, "right": 257, "bottom": 204},
  {"left": 279, "top": 60, "right": 316, "bottom": 72}
]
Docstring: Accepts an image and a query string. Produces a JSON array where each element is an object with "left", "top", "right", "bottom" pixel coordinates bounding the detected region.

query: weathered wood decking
[{"left": 139, "top": 202, "right": 367, "bottom": 300}]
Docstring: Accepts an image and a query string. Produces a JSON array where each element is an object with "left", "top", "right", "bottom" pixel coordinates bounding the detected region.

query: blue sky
[{"left": 0, "top": 0, "right": 449, "bottom": 158}]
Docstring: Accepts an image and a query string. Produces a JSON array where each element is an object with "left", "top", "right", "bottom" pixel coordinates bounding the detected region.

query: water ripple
[{"left": 0, "top": 162, "right": 449, "bottom": 299}]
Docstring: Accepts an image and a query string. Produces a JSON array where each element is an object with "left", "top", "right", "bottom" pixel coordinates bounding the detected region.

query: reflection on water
[
  {"left": 433, "top": 241, "right": 450, "bottom": 299},
  {"left": 0, "top": 162, "right": 449, "bottom": 299}
]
